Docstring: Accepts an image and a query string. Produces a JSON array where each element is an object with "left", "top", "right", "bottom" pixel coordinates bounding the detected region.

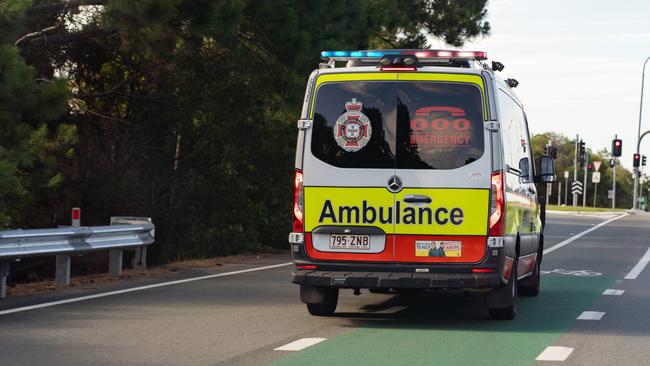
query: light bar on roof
[{"left": 320, "top": 49, "right": 487, "bottom": 61}]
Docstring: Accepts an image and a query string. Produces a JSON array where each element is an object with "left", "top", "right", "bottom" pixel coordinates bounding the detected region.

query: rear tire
[
  {"left": 306, "top": 288, "right": 339, "bottom": 316},
  {"left": 488, "top": 260, "right": 518, "bottom": 320}
]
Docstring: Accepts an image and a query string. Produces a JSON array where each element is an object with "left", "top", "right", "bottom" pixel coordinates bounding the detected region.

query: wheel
[
  {"left": 488, "top": 259, "right": 518, "bottom": 320},
  {"left": 519, "top": 256, "right": 540, "bottom": 297},
  {"left": 305, "top": 288, "right": 339, "bottom": 316}
]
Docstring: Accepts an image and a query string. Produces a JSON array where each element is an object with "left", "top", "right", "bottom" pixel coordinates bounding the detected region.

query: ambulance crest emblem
[{"left": 333, "top": 98, "right": 372, "bottom": 152}]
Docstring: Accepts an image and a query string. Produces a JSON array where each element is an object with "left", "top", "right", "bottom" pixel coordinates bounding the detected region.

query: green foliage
[{"left": 0, "top": 43, "right": 71, "bottom": 227}]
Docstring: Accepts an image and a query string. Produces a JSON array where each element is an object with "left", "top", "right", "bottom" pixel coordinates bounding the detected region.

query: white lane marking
[
  {"left": 603, "top": 289, "right": 625, "bottom": 296},
  {"left": 624, "top": 247, "right": 650, "bottom": 280},
  {"left": 535, "top": 346, "right": 574, "bottom": 361},
  {"left": 0, "top": 262, "right": 292, "bottom": 316},
  {"left": 274, "top": 338, "right": 327, "bottom": 351},
  {"left": 577, "top": 311, "right": 605, "bottom": 320},
  {"left": 543, "top": 214, "right": 628, "bottom": 255}
]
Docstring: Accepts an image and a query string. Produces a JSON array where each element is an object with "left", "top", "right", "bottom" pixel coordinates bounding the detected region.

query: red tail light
[
  {"left": 293, "top": 170, "right": 304, "bottom": 232},
  {"left": 489, "top": 171, "right": 506, "bottom": 236}
]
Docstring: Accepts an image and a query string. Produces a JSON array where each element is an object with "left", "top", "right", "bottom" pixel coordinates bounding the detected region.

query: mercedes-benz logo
[{"left": 387, "top": 175, "right": 403, "bottom": 193}]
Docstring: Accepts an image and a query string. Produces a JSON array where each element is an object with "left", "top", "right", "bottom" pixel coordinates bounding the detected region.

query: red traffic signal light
[
  {"left": 588, "top": 163, "right": 593, "bottom": 170},
  {"left": 633, "top": 153, "right": 641, "bottom": 167},
  {"left": 612, "top": 139, "right": 622, "bottom": 157}
]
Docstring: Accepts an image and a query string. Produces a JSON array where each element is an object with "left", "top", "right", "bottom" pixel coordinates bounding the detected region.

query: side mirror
[
  {"left": 537, "top": 155, "right": 556, "bottom": 183},
  {"left": 518, "top": 157, "right": 530, "bottom": 180}
]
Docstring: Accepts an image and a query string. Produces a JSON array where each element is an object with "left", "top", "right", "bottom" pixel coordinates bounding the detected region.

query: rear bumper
[{"left": 292, "top": 268, "right": 501, "bottom": 289}]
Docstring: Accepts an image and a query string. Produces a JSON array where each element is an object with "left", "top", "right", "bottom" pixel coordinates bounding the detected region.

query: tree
[
  {"left": 0, "top": 30, "right": 72, "bottom": 226},
  {"left": 7, "top": 0, "right": 491, "bottom": 261}
]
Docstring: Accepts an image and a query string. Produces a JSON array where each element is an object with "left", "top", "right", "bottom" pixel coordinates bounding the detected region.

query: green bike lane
[{"left": 270, "top": 214, "right": 636, "bottom": 366}]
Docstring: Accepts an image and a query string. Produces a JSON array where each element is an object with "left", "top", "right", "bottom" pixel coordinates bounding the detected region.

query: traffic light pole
[
  {"left": 583, "top": 153, "right": 588, "bottom": 207},
  {"left": 573, "top": 134, "right": 579, "bottom": 207},
  {"left": 613, "top": 157, "right": 617, "bottom": 209},
  {"left": 633, "top": 56, "right": 650, "bottom": 209},
  {"left": 545, "top": 141, "right": 551, "bottom": 206},
  {"left": 634, "top": 130, "right": 650, "bottom": 209}
]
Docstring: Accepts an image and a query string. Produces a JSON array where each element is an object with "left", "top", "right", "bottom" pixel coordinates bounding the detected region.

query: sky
[{"left": 431, "top": 0, "right": 650, "bottom": 169}]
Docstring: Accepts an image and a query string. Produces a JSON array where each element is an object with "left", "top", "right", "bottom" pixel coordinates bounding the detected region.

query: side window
[{"left": 499, "top": 90, "right": 532, "bottom": 182}]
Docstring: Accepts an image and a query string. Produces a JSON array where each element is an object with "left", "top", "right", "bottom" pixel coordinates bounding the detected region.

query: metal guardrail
[{"left": 0, "top": 217, "right": 154, "bottom": 299}]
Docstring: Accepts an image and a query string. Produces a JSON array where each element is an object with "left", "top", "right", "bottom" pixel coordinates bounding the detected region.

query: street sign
[
  {"left": 593, "top": 161, "right": 602, "bottom": 172},
  {"left": 608, "top": 190, "right": 614, "bottom": 199},
  {"left": 592, "top": 172, "right": 601, "bottom": 183},
  {"left": 564, "top": 171, "right": 569, "bottom": 179},
  {"left": 571, "top": 181, "right": 583, "bottom": 195}
]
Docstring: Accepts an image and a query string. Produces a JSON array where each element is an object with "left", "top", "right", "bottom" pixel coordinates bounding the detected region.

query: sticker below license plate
[
  {"left": 415, "top": 240, "right": 462, "bottom": 257},
  {"left": 329, "top": 234, "right": 370, "bottom": 250}
]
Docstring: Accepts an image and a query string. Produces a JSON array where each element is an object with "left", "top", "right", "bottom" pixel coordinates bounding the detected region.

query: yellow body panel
[{"left": 304, "top": 187, "right": 489, "bottom": 235}]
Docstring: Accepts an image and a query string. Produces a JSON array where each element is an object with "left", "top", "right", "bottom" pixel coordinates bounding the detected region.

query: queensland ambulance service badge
[{"left": 333, "top": 98, "right": 372, "bottom": 152}]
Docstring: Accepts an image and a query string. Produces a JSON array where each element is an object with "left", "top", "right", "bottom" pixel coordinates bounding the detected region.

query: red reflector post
[{"left": 71, "top": 207, "right": 81, "bottom": 227}]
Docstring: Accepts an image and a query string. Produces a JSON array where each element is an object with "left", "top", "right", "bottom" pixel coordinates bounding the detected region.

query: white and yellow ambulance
[{"left": 289, "top": 50, "right": 556, "bottom": 320}]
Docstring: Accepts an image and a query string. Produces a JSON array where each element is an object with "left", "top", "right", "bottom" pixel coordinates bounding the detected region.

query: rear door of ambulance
[
  {"left": 302, "top": 71, "right": 491, "bottom": 264},
  {"left": 392, "top": 73, "right": 491, "bottom": 264},
  {"left": 302, "top": 72, "right": 399, "bottom": 263}
]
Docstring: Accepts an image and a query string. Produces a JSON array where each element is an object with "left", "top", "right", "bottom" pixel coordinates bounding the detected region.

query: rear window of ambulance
[{"left": 310, "top": 80, "right": 484, "bottom": 170}]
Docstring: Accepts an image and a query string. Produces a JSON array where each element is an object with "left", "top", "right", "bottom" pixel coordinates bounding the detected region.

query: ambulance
[{"left": 288, "top": 49, "right": 556, "bottom": 320}]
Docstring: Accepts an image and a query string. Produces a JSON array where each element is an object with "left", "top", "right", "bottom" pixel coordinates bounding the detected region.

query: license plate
[{"left": 329, "top": 234, "right": 370, "bottom": 250}]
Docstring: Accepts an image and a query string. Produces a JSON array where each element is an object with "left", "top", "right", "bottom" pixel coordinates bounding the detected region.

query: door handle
[{"left": 403, "top": 195, "right": 432, "bottom": 203}]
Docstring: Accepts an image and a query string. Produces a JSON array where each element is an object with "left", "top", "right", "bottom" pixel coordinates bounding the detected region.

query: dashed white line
[
  {"left": 0, "top": 262, "right": 293, "bottom": 316},
  {"left": 603, "top": 289, "right": 625, "bottom": 296},
  {"left": 543, "top": 214, "right": 628, "bottom": 255},
  {"left": 624, "top": 247, "right": 650, "bottom": 280},
  {"left": 274, "top": 338, "right": 327, "bottom": 351},
  {"left": 577, "top": 311, "right": 605, "bottom": 320},
  {"left": 536, "top": 346, "right": 574, "bottom": 361}
]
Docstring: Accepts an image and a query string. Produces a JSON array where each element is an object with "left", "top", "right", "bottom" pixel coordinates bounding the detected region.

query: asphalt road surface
[{"left": 1, "top": 212, "right": 649, "bottom": 366}]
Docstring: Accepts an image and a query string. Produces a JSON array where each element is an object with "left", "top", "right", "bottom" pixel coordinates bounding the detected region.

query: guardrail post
[
  {"left": 0, "top": 262, "right": 9, "bottom": 299},
  {"left": 109, "top": 250, "right": 123, "bottom": 276},
  {"left": 133, "top": 246, "right": 147, "bottom": 269},
  {"left": 55, "top": 255, "right": 71, "bottom": 286}
]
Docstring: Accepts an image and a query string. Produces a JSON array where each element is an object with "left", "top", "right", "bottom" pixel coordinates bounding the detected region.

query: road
[{"left": 1, "top": 212, "right": 649, "bottom": 365}]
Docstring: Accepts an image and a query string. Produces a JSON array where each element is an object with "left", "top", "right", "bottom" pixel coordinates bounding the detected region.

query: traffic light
[
  {"left": 643, "top": 155, "right": 647, "bottom": 167},
  {"left": 544, "top": 145, "right": 558, "bottom": 159},
  {"left": 578, "top": 140, "right": 586, "bottom": 166},
  {"left": 612, "top": 139, "right": 622, "bottom": 157},
  {"left": 633, "top": 153, "right": 641, "bottom": 168},
  {"left": 588, "top": 162, "right": 593, "bottom": 170}
]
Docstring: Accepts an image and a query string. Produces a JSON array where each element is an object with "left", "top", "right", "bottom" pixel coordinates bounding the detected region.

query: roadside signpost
[
  {"left": 564, "top": 171, "right": 569, "bottom": 206},
  {"left": 592, "top": 171, "right": 601, "bottom": 207}
]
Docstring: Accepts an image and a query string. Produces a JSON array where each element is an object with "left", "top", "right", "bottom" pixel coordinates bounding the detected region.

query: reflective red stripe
[
  {"left": 472, "top": 268, "right": 494, "bottom": 273},
  {"left": 296, "top": 265, "right": 316, "bottom": 270}
]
